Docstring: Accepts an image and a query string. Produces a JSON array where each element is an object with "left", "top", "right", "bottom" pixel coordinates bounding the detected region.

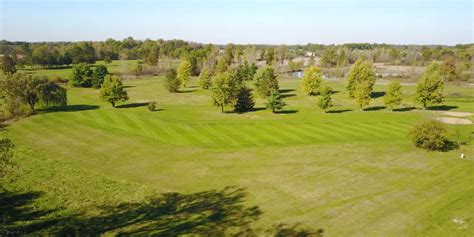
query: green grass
[{"left": 2, "top": 71, "right": 474, "bottom": 236}]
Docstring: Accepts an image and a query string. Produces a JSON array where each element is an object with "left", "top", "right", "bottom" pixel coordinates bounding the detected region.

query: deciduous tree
[
  {"left": 318, "top": 83, "right": 333, "bottom": 113},
  {"left": 254, "top": 66, "right": 279, "bottom": 97},
  {"left": 300, "top": 66, "right": 323, "bottom": 96},
  {"left": 198, "top": 68, "right": 212, "bottom": 89},
  {"left": 91, "top": 65, "right": 109, "bottom": 88},
  {"left": 99, "top": 75, "right": 128, "bottom": 107},
  {"left": 415, "top": 62, "right": 444, "bottom": 109},
  {"left": 354, "top": 80, "right": 371, "bottom": 111},
  {"left": 384, "top": 81, "right": 402, "bottom": 111},
  {"left": 1, "top": 54, "right": 16, "bottom": 75},
  {"left": 346, "top": 60, "right": 376, "bottom": 98},
  {"left": 177, "top": 60, "right": 192, "bottom": 87}
]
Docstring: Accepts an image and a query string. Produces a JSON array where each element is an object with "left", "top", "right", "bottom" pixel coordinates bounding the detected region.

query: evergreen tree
[
  {"left": 234, "top": 86, "right": 255, "bottom": 113},
  {"left": 354, "top": 80, "right": 371, "bottom": 111},
  {"left": 254, "top": 66, "right": 279, "bottom": 97},
  {"left": 346, "top": 60, "right": 376, "bottom": 98},
  {"left": 300, "top": 66, "right": 323, "bottom": 95},
  {"left": 415, "top": 62, "right": 444, "bottom": 109},
  {"left": 318, "top": 83, "right": 333, "bottom": 113},
  {"left": 91, "top": 65, "right": 109, "bottom": 88},
  {"left": 164, "top": 68, "right": 181, "bottom": 92},
  {"left": 99, "top": 75, "right": 128, "bottom": 107},
  {"left": 198, "top": 68, "right": 212, "bottom": 89},
  {"left": 384, "top": 81, "right": 402, "bottom": 111},
  {"left": 177, "top": 60, "right": 192, "bottom": 87},
  {"left": 266, "top": 89, "right": 286, "bottom": 113}
]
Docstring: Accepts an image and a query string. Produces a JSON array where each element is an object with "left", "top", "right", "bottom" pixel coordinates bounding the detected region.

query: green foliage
[
  {"left": 147, "top": 101, "right": 157, "bottom": 111},
  {"left": 70, "top": 63, "right": 93, "bottom": 87},
  {"left": 409, "top": 120, "right": 449, "bottom": 151},
  {"left": 198, "top": 68, "right": 212, "bottom": 89},
  {"left": 91, "top": 65, "right": 109, "bottom": 88},
  {"left": 234, "top": 87, "right": 255, "bottom": 113},
  {"left": 254, "top": 66, "right": 279, "bottom": 97},
  {"left": 99, "top": 75, "right": 128, "bottom": 107},
  {"left": 164, "top": 69, "right": 181, "bottom": 92},
  {"left": 177, "top": 60, "right": 192, "bottom": 87},
  {"left": 1, "top": 54, "right": 16, "bottom": 75},
  {"left": 384, "top": 81, "right": 402, "bottom": 111},
  {"left": 134, "top": 63, "right": 143, "bottom": 76},
  {"left": 317, "top": 83, "right": 333, "bottom": 112},
  {"left": 67, "top": 42, "right": 96, "bottom": 64},
  {"left": 266, "top": 89, "right": 286, "bottom": 113},
  {"left": 0, "top": 73, "right": 67, "bottom": 112},
  {"left": 300, "top": 66, "right": 323, "bottom": 96},
  {"left": 215, "top": 57, "right": 230, "bottom": 75},
  {"left": 346, "top": 60, "right": 376, "bottom": 98},
  {"left": 354, "top": 80, "right": 371, "bottom": 110},
  {"left": 415, "top": 62, "right": 444, "bottom": 109},
  {"left": 210, "top": 70, "right": 242, "bottom": 112},
  {"left": 440, "top": 57, "right": 459, "bottom": 81},
  {"left": 236, "top": 61, "right": 257, "bottom": 81},
  {"left": 0, "top": 138, "right": 14, "bottom": 179},
  {"left": 265, "top": 48, "right": 275, "bottom": 65}
]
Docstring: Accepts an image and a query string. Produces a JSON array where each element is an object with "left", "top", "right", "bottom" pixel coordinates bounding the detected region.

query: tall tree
[
  {"left": 91, "top": 65, "right": 109, "bottom": 88},
  {"left": 177, "top": 60, "right": 192, "bottom": 87},
  {"left": 254, "top": 66, "right": 279, "bottom": 97},
  {"left": 234, "top": 86, "right": 255, "bottom": 113},
  {"left": 99, "top": 75, "right": 128, "bottom": 107},
  {"left": 354, "top": 80, "right": 371, "bottom": 111},
  {"left": 1, "top": 54, "right": 16, "bottom": 75},
  {"left": 266, "top": 89, "right": 286, "bottom": 113},
  {"left": 415, "top": 62, "right": 444, "bottom": 109},
  {"left": 70, "top": 63, "right": 93, "bottom": 87},
  {"left": 210, "top": 70, "right": 242, "bottom": 112},
  {"left": 300, "top": 66, "right": 323, "bottom": 96},
  {"left": 318, "top": 83, "right": 333, "bottom": 113},
  {"left": 265, "top": 48, "right": 275, "bottom": 66},
  {"left": 346, "top": 60, "right": 376, "bottom": 98},
  {"left": 198, "top": 68, "right": 212, "bottom": 89},
  {"left": 384, "top": 81, "right": 402, "bottom": 111},
  {"left": 164, "top": 68, "right": 181, "bottom": 92}
]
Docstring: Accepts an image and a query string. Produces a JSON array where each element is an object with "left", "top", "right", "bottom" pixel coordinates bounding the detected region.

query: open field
[{"left": 2, "top": 63, "right": 474, "bottom": 236}]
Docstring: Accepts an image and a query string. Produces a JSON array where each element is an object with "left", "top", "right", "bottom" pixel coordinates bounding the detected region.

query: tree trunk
[
  {"left": 111, "top": 101, "right": 115, "bottom": 108},
  {"left": 221, "top": 105, "right": 224, "bottom": 113}
]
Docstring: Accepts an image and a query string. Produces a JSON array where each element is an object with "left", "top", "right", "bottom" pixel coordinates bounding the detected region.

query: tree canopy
[
  {"left": 415, "top": 62, "right": 444, "bottom": 109},
  {"left": 99, "top": 75, "right": 128, "bottom": 107},
  {"left": 300, "top": 66, "right": 323, "bottom": 96}
]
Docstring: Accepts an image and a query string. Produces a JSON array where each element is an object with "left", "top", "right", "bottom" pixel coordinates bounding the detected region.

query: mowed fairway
[{"left": 3, "top": 75, "right": 474, "bottom": 236}]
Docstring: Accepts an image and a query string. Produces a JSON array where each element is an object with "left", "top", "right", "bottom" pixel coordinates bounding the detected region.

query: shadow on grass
[
  {"left": 275, "top": 110, "right": 298, "bottom": 114},
  {"left": 427, "top": 105, "right": 458, "bottom": 111},
  {"left": 393, "top": 107, "right": 416, "bottom": 112},
  {"left": 177, "top": 89, "right": 198, "bottom": 93},
  {"left": 279, "top": 89, "right": 295, "bottom": 94},
  {"left": 364, "top": 106, "right": 386, "bottom": 111},
  {"left": 370, "top": 91, "right": 385, "bottom": 99},
  {"left": 327, "top": 109, "right": 352, "bottom": 114},
  {"left": 281, "top": 93, "right": 296, "bottom": 99},
  {"left": 1, "top": 187, "right": 322, "bottom": 236},
  {"left": 116, "top": 103, "right": 148, "bottom": 109},
  {"left": 39, "top": 105, "right": 100, "bottom": 113},
  {"left": 123, "top": 85, "right": 135, "bottom": 89}
]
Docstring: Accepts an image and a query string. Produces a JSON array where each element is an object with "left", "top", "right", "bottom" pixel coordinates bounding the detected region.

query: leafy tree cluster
[
  {"left": 99, "top": 75, "right": 128, "bottom": 107},
  {"left": 70, "top": 64, "right": 109, "bottom": 88},
  {"left": 254, "top": 66, "right": 279, "bottom": 97},
  {"left": 300, "top": 66, "right": 323, "bottom": 96},
  {"left": 415, "top": 62, "right": 444, "bottom": 109},
  {"left": 0, "top": 74, "right": 67, "bottom": 116}
]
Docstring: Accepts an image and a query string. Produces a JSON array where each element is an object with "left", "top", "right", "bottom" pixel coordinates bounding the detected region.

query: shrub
[
  {"left": 409, "top": 120, "right": 449, "bottom": 151},
  {"left": 147, "top": 102, "right": 157, "bottom": 111}
]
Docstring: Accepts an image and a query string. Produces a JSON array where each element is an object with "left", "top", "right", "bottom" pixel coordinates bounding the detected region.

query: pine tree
[
  {"left": 415, "top": 62, "right": 444, "bottom": 109},
  {"left": 266, "top": 89, "right": 286, "bottom": 113},
  {"left": 99, "top": 75, "right": 128, "bottom": 107},
  {"left": 300, "top": 66, "right": 323, "bottom": 95},
  {"left": 164, "top": 68, "right": 181, "bottom": 92},
  {"left": 318, "top": 83, "right": 333, "bottom": 113},
  {"left": 234, "top": 87, "right": 255, "bottom": 113},
  {"left": 384, "top": 81, "right": 402, "bottom": 111}
]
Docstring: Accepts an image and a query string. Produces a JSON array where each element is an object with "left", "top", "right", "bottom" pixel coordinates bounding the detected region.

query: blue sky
[{"left": 0, "top": 0, "right": 472, "bottom": 45}]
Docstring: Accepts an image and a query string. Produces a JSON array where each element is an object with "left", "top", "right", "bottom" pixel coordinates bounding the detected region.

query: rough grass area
[{"left": 1, "top": 65, "right": 474, "bottom": 236}]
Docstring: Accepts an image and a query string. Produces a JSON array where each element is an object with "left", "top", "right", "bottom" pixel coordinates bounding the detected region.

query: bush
[
  {"left": 409, "top": 120, "right": 449, "bottom": 151},
  {"left": 147, "top": 102, "right": 157, "bottom": 111}
]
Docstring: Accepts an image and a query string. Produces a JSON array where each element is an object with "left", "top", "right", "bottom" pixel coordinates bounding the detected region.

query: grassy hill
[{"left": 1, "top": 67, "right": 474, "bottom": 236}]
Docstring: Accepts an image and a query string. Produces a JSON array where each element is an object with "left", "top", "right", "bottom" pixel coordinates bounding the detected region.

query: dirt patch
[
  {"left": 436, "top": 117, "right": 472, "bottom": 125},
  {"left": 443, "top": 111, "right": 473, "bottom": 117}
]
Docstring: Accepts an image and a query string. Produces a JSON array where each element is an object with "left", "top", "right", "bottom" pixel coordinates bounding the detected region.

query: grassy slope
[{"left": 2, "top": 69, "right": 474, "bottom": 236}]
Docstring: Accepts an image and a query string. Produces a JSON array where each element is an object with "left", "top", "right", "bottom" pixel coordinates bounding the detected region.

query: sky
[{"left": 0, "top": 0, "right": 472, "bottom": 45}]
